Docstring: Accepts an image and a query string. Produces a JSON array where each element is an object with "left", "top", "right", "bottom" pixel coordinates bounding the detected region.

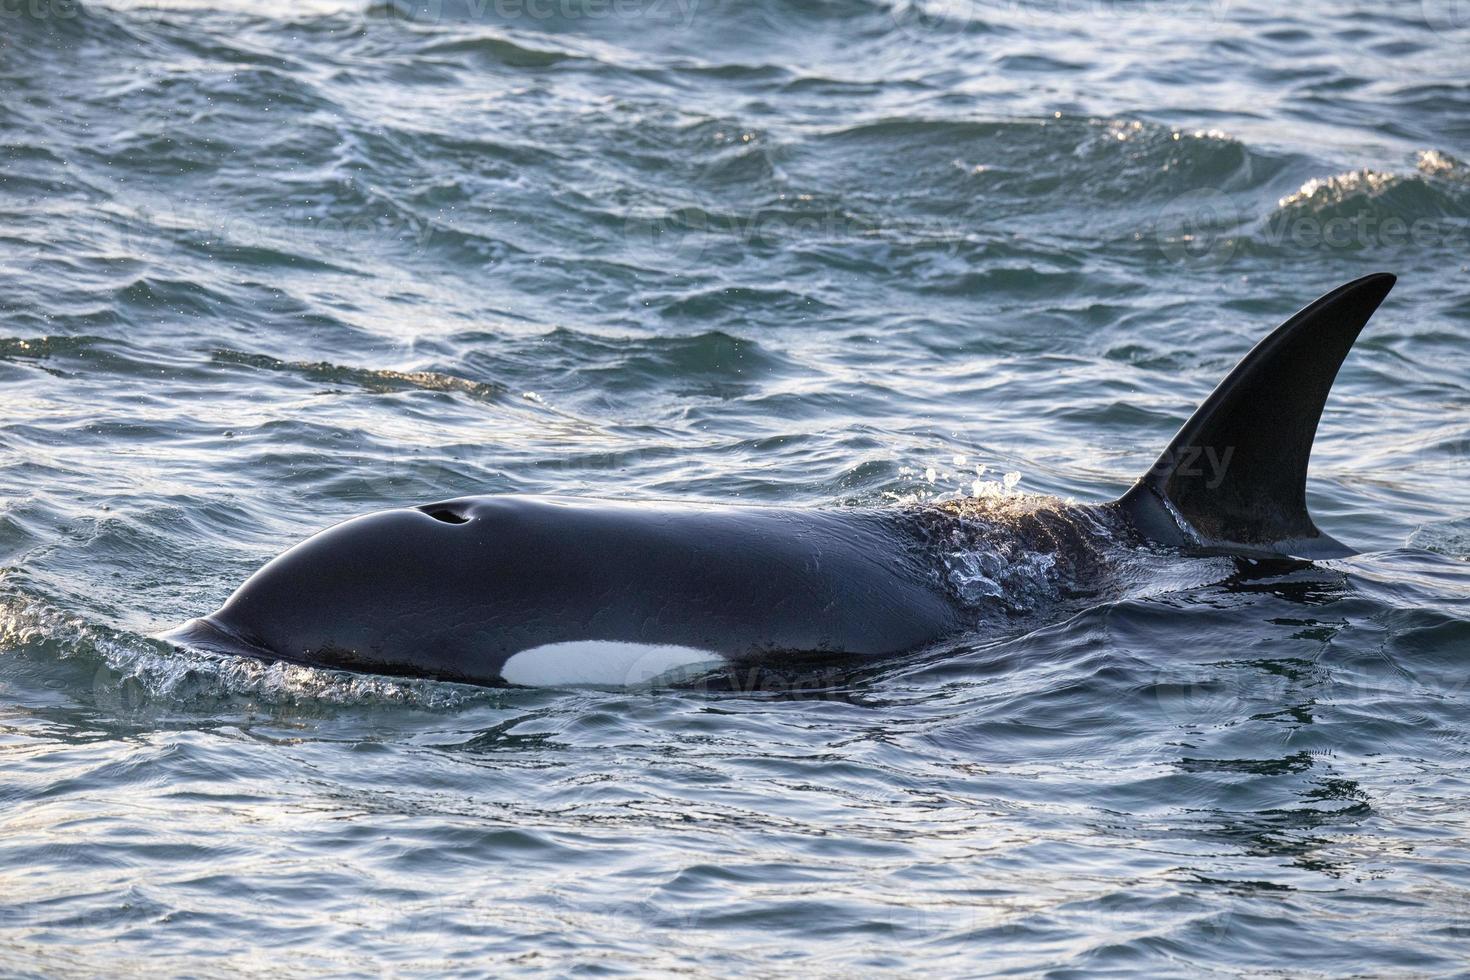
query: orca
[{"left": 162, "top": 274, "right": 1398, "bottom": 687}]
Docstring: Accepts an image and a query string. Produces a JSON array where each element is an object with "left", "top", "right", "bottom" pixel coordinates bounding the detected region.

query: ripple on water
[{"left": 1, "top": 0, "right": 1469, "bottom": 973}]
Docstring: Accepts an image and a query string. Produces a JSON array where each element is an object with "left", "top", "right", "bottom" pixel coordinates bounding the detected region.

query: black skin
[{"left": 167, "top": 495, "right": 985, "bottom": 686}]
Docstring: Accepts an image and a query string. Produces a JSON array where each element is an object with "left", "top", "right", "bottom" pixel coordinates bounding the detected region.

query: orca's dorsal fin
[{"left": 1118, "top": 273, "right": 1396, "bottom": 559}]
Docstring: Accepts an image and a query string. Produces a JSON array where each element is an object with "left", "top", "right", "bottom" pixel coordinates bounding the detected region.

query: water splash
[{"left": 0, "top": 595, "right": 489, "bottom": 711}]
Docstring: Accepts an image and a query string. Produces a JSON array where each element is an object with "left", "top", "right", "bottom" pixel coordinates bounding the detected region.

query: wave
[
  {"left": 211, "top": 349, "right": 513, "bottom": 404},
  {"left": 1236, "top": 150, "right": 1470, "bottom": 257},
  {"left": 0, "top": 592, "right": 493, "bottom": 712},
  {"left": 1275, "top": 151, "right": 1469, "bottom": 222},
  {"left": 417, "top": 32, "right": 579, "bottom": 67}
]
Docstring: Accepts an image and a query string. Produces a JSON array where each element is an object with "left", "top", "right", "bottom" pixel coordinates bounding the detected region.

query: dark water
[{"left": 3, "top": 0, "right": 1470, "bottom": 973}]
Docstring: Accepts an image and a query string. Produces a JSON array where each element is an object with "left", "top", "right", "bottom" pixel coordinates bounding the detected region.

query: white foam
[{"left": 499, "top": 641, "right": 725, "bottom": 688}]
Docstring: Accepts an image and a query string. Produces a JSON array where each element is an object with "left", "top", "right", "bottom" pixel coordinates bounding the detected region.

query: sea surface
[{"left": 2, "top": 0, "right": 1469, "bottom": 974}]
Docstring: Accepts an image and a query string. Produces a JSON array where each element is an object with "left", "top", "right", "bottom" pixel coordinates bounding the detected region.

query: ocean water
[{"left": 2, "top": 0, "right": 1469, "bottom": 973}]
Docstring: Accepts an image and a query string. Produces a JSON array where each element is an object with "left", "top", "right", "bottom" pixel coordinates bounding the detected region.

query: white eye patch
[{"left": 499, "top": 641, "right": 726, "bottom": 688}]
